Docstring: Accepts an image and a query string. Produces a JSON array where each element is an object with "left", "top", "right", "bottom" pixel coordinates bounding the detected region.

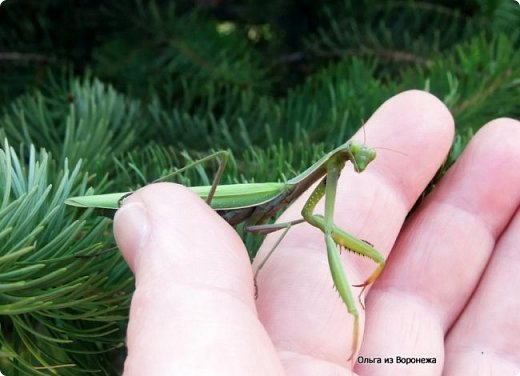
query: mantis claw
[
  {"left": 353, "top": 284, "right": 368, "bottom": 310},
  {"left": 352, "top": 263, "right": 385, "bottom": 309}
]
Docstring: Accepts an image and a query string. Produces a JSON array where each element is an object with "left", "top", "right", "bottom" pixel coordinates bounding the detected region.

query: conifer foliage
[{"left": 0, "top": 0, "right": 519, "bottom": 374}]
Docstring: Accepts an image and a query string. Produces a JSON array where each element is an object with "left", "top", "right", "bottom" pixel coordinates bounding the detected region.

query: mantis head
[{"left": 348, "top": 140, "right": 377, "bottom": 172}]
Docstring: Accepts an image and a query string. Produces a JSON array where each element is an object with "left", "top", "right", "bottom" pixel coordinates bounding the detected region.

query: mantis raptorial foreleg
[
  {"left": 300, "top": 156, "right": 385, "bottom": 361},
  {"left": 304, "top": 214, "right": 385, "bottom": 309}
]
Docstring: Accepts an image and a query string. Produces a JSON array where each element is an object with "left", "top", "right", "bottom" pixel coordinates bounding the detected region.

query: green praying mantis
[{"left": 65, "top": 138, "right": 386, "bottom": 361}]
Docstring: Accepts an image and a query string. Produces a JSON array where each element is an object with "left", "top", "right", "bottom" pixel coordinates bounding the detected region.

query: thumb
[{"left": 113, "top": 183, "right": 283, "bottom": 375}]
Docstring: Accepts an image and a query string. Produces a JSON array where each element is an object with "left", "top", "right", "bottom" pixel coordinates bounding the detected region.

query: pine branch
[
  {"left": 93, "top": 1, "right": 270, "bottom": 108},
  {"left": 1, "top": 77, "right": 142, "bottom": 187},
  {"left": 400, "top": 32, "right": 520, "bottom": 160},
  {"left": 0, "top": 140, "right": 132, "bottom": 375},
  {"left": 0, "top": 53, "right": 53, "bottom": 64},
  {"left": 304, "top": 0, "right": 477, "bottom": 72}
]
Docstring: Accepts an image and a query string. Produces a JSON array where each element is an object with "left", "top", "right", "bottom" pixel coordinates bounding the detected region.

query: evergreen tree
[{"left": 0, "top": 0, "right": 518, "bottom": 374}]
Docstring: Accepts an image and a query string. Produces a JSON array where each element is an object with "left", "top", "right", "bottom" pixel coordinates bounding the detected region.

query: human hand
[{"left": 114, "top": 91, "right": 520, "bottom": 375}]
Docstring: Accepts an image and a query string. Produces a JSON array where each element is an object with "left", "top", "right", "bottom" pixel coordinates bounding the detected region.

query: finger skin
[
  {"left": 443, "top": 119, "right": 520, "bottom": 375},
  {"left": 358, "top": 118, "right": 520, "bottom": 375},
  {"left": 114, "top": 184, "right": 285, "bottom": 376},
  {"left": 252, "top": 90, "right": 454, "bottom": 373},
  {"left": 444, "top": 205, "right": 520, "bottom": 375}
]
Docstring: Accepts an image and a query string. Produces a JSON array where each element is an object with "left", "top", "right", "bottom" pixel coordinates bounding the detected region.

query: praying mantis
[{"left": 65, "top": 139, "right": 386, "bottom": 362}]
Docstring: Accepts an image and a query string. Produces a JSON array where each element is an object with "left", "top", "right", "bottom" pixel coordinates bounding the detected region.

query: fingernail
[{"left": 114, "top": 201, "right": 151, "bottom": 254}]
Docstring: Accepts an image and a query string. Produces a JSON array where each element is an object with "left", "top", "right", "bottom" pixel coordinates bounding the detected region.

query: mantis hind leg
[{"left": 154, "top": 150, "right": 231, "bottom": 205}]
